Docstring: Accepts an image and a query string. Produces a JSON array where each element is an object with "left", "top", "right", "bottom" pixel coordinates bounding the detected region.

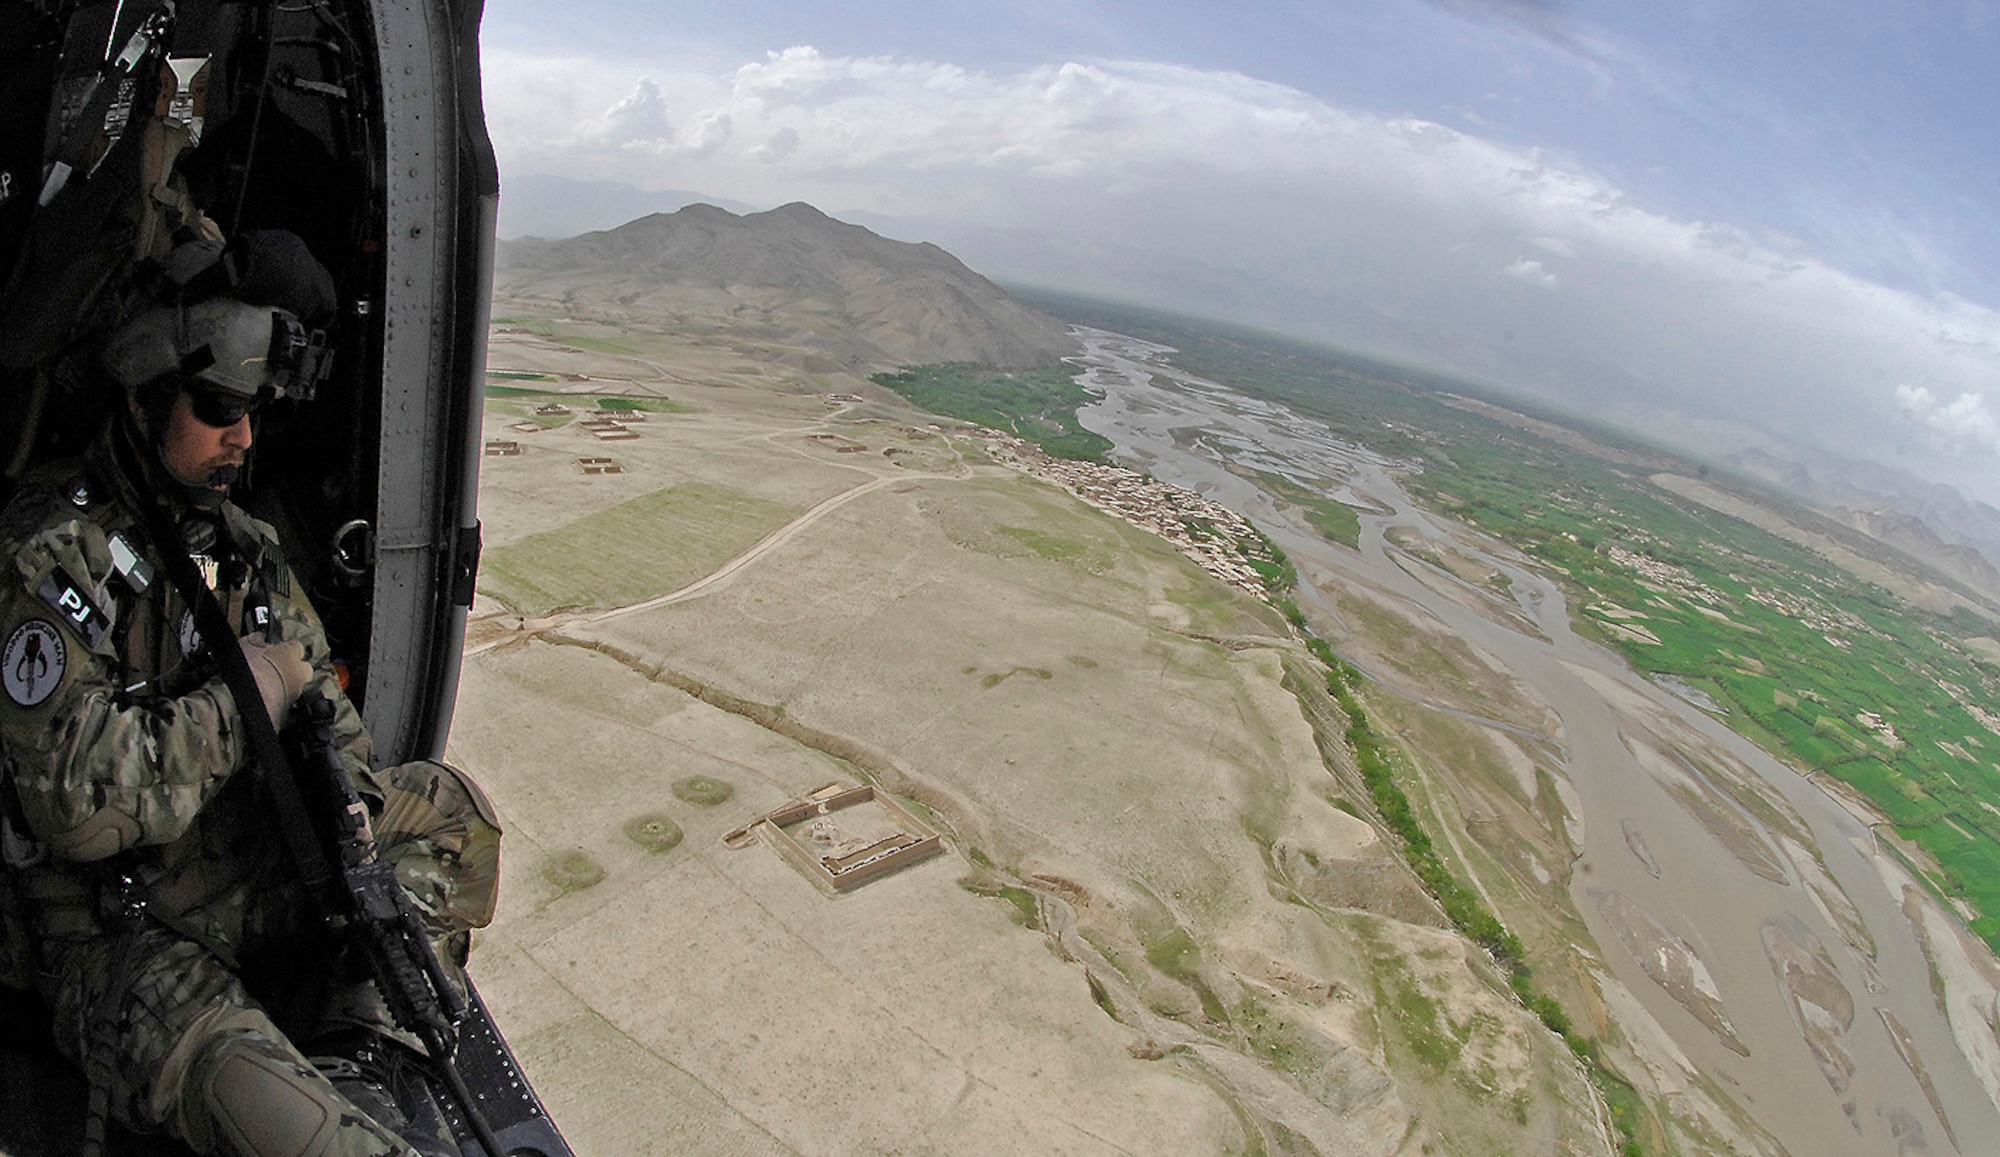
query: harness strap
[
  {"left": 138, "top": 495, "right": 336, "bottom": 901},
  {"left": 66, "top": 495, "right": 335, "bottom": 1157},
  {"left": 0, "top": 757, "right": 32, "bottom": 857}
]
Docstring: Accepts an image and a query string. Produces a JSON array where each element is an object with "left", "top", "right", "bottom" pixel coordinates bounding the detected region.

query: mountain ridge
[
  {"left": 495, "top": 177, "right": 2000, "bottom": 581},
  {"left": 494, "top": 201, "right": 1079, "bottom": 372}
]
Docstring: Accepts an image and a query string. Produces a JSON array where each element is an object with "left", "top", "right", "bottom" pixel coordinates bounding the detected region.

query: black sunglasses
[{"left": 184, "top": 386, "right": 265, "bottom": 428}]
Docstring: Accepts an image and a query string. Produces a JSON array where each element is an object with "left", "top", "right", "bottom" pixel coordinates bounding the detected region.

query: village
[{"left": 979, "top": 430, "right": 1278, "bottom": 598}]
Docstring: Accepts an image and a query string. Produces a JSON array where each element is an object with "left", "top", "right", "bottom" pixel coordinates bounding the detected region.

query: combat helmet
[
  {"left": 101, "top": 297, "right": 317, "bottom": 399},
  {"left": 100, "top": 229, "right": 336, "bottom": 401}
]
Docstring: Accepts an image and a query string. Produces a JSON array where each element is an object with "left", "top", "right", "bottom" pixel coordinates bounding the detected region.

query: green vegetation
[
  {"left": 996, "top": 884, "right": 1042, "bottom": 928},
  {"left": 481, "top": 483, "right": 800, "bottom": 615},
  {"left": 872, "top": 362, "right": 1113, "bottom": 461},
  {"left": 996, "top": 525, "right": 1097, "bottom": 565},
  {"left": 486, "top": 385, "right": 690, "bottom": 413},
  {"left": 591, "top": 395, "right": 689, "bottom": 413},
  {"left": 1389, "top": 973, "right": 1462, "bottom": 1073},
  {"left": 978, "top": 666, "right": 1054, "bottom": 689},
  {"left": 1035, "top": 295, "right": 2000, "bottom": 953},
  {"left": 955, "top": 858, "right": 1045, "bottom": 929},
  {"left": 1255, "top": 470, "right": 1363, "bottom": 549},
  {"left": 1309, "top": 639, "right": 1522, "bottom": 966},
  {"left": 623, "top": 813, "right": 685, "bottom": 853},
  {"left": 492, "top": 315, "right": 641, "bottom": 355},
  {"left": 1233, "top": 996, "right": 1324, "bottom": 1079},
  {"left": 1143, "top": 925, "right": 1230, "bottom": 1023},
  {"left": 579, "top": 336, "right": 642, "bottom": 355},
  {"left": 1240, "top": 525, "right": 1298, "bottom": 592},
  {"left": 1302, "top": 635, "right": 1648, "bottom": 1154},
  {"left": 671, "top": 776, "right": 736, "bottom": 806},
  {"left": 542, "top": 849, "right": 607, "bottom": 892}
]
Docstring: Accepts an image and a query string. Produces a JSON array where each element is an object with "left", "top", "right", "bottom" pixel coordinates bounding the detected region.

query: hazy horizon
[{"left": 478, "top": 0, "right": 2000, "bottom": 508}]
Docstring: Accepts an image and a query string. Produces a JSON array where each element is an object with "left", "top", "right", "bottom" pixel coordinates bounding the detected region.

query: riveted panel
[{"left": 362, "top": 0, "right": 491, "bottom": 762}]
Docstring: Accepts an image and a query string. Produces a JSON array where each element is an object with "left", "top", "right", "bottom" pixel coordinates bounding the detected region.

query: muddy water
[{"left": 1069, "top": 327, "right": 1999, "bottom": 1155}]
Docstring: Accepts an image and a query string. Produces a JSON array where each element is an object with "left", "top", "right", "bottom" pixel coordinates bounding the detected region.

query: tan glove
[{"left": 239, "top": 637, "right": 312, "bottom": 725}]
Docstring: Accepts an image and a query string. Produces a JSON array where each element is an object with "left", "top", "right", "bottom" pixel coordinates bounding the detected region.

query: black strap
[
  {"left": 137, "top": 497, "right": 336, "bottom": 900},
  {"left": 140, "top": 500, "right": 521, "bottom": 1157},
  {"left": 0, "top": 756, "right": 30, "bottom": 845}
]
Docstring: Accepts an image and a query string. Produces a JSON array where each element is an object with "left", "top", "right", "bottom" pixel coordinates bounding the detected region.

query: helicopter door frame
[{"left": 363, "top": 0, "right": 496, "bottom": 764}]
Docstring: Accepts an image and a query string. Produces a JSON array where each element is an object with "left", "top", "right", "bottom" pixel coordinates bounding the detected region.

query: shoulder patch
[
  {"left": 3, "top": 620, "right": 67, "bottom": 708},
  {"left": 37, "top": 566, "right": 111, "bottom": 648},
  {"left": 179, "top": 610, "right": 203, "bottom": 658}
]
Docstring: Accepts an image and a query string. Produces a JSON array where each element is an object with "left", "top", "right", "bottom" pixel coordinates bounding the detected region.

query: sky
[{"left": 476, "top": 0, "right": 2000, "bottom": 507}]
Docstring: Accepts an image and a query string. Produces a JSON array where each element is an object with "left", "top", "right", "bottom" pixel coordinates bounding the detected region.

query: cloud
[
  {"left": 682, "top": 110, "right": 733, "bottom": 158},
  {"left": 752, "top": 125, "right": 801, "bottom": 162},
  {"left": 1504, "top": 258, "right": 1558, "bottom": 287},
  {"left": 587, "top": 77, "right": 673, "bottom": 149},
  {"left": 479, "top": 44, "right": 2000, "bottom": 500},
  {"left": 1898, "top": 385, "right": 2000, "bottom": 451},
  {"left": 484, "top": 46, "right": 1361, "bottom": 193}
]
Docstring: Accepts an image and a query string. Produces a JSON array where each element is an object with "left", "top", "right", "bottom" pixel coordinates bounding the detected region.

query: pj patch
[
  {"left": 38, "top": 567, "right": 109, "bottom": 648},
  {"left": 4, "top": 620, "right": 66, "bottom": 708}
]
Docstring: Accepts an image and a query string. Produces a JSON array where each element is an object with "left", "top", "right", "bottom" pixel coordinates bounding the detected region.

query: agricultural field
[
  {"left": 1029, "top": 294, "right": 2000, "bottom": 950},
  {"left": 454, "top": 289, "right": 2000, "bottom": 1154},
  {"left": 479, "top": 482, "right": 802, "bottom": 615},
  {"left": 453, "top": 305, "right": 1628, "bottom": 1155},
  {"left": 872, "top": 363, "right": 1114, "bottom": 462}
]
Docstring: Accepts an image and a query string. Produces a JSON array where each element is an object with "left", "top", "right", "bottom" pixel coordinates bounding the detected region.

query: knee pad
[
  {"left": 199, "top": 1034, "right": 343, "bottom": 1157},
  {"left": 197, "top": 1033, "right": 409, "bottom": 1157}
]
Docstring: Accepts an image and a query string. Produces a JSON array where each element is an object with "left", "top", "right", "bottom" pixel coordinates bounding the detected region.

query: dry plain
[{"left": 448, "top": 309, "right": 1608, "bottom": 1155}]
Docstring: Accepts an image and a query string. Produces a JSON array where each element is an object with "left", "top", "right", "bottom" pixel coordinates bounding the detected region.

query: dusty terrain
[
  {"left": 453, "top": 302, "right": 2000, "bottom": 1157},
  {"left": 452, "top": 306, "right": 1608, "bottom": 1155},
  {"left": 1649, "top": 472, "right": 2000, "bottom": 625}
]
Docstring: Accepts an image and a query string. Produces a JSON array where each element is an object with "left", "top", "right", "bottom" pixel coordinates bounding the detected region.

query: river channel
[{"left": 1069, "top": 326, "right": 1999, "bottom": 1156}]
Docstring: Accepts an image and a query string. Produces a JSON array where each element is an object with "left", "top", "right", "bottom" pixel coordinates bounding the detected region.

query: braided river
[{"left": 1072, "top": 326, "right": 2000, "bottom": 1156}]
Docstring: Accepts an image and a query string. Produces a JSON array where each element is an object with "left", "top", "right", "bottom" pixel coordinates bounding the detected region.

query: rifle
[
  {"left": 287, "top": 689, "right": 573, "bottom": 1157},
  {"left": 143, "top": 498, "right": 572, "bottom": 1157}
]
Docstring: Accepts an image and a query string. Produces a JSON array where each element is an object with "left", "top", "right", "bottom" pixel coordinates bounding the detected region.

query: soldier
[{"left": 0, "top": 247, "right": 500, "bottom": 1156}]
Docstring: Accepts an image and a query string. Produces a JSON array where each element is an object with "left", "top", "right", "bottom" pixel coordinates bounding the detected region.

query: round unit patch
[
  {"left": 179, "top": 611, "right": 203, "bottom": 659},
  {"left": 4, "top": 620, "right": 67, "bottom": 708}
]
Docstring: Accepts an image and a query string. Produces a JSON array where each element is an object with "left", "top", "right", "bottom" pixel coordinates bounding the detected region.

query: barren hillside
[{"left": 495, "top": 202, "right": 1079, "bottom": 371}]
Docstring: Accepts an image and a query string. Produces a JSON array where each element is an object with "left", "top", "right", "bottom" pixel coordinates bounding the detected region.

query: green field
[
  {"left": 481, "top": 483, "right": 800, "bottom": 615},
  {"left": 1254, "top": 470, "right": 1364, "bottom": 548},
  {"left": 1022, "top": 293, "right": 2000, "bottom": 949},
  {"left": 485, "top": 384, "right": 692, "bottom": 412},
  {"left": 873, "top": 362, "right": 1113, "bottom": 462},
  {"left": 491, "top": 315, "right": 644, "bottom": 356}
]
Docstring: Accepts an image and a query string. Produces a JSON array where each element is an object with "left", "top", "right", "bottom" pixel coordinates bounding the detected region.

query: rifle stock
[{"left": 285, "top": 689, "right": 514, "bottom": 1157}]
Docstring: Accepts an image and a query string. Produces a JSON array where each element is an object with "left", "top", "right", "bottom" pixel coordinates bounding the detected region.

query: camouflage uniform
[{"left": 0, "top": 423, "right": 501, "bottom": 1155}]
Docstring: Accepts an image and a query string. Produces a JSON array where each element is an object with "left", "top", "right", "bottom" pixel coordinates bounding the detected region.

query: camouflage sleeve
[
  {"left": 241, "top": 514, "right": 377, "bottom": 794},
  {"left": 0, "top": 517, "right": 246, "bottom": 862}
]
